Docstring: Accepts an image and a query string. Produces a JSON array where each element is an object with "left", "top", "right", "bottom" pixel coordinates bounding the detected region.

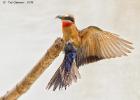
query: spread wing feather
[{"left": 76, "top": 26, "right": 134, "bottom": 67}]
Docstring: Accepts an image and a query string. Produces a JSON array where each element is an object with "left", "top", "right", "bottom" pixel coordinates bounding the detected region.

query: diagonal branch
[{"left": 0, "top": 38, "right": 64, "bottom": 100}]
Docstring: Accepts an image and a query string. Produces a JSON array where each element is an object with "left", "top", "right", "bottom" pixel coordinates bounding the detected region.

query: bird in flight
[{"left": 47, "top": 14, "right": 134, "bottom": 91}]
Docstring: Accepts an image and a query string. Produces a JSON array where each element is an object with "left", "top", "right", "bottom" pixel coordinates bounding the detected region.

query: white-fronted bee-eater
[{"left": 47, "top": 14, "right": 134, "bottom": 91}]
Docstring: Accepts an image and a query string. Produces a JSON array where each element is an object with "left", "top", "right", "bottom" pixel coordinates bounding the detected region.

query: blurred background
[{"left": 0, "top": 0, "right": 140, "bottom": 100}]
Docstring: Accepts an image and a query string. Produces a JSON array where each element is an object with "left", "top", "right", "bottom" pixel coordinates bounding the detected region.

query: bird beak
[{"left": 56, "top": 15, "right": 63, "bottom": 19}]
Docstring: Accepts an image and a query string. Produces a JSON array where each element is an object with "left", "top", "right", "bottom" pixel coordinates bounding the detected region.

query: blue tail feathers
[
  {"left": 63, "top": 42, "right": 77, "bottom": 72},
  {"left": 47, "top": 42, "right": 80, "bottom": 91}
]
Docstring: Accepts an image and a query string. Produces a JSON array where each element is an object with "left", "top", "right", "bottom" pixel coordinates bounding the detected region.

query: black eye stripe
[{"left": 64, "top": 17, "right": 75, "bottom": 22}]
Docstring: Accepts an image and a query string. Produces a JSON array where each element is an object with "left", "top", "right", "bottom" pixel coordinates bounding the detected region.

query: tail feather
[
  {"left": 46, "top": 67, "right": 62, "bottom": 91},
  {"left": 47, "top": 42, "right": 80, "bottom": 91},
  {"left": 46, "top": 61, "right": 80, "bottom": 91}
]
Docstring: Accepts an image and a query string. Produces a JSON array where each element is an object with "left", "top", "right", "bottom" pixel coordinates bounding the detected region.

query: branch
[{"left": 0, "top": 38, "right": 64, "bottom": 100}]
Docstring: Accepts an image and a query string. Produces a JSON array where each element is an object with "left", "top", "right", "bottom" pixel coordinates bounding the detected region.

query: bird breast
[{"left": 62, "top": 24, "right": 81, "bottom": 47}]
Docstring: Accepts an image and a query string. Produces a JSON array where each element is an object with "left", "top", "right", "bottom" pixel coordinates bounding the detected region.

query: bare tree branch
[{"left": 0, "top": 38, "right": 64, "bottom": 100}]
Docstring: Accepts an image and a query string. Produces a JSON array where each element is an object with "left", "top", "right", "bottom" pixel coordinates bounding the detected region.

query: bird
[{"left": 46, "top": 14, "right": 134, "bottom": 91}]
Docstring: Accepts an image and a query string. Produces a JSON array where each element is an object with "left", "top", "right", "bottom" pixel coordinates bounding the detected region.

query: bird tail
[{"left": 46, "top": 61, "right": 80, "bottom": 91}]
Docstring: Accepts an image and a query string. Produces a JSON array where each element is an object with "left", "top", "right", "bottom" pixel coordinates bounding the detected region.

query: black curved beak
[{"left": 56, "top": 15, "right": 63, "bottom": 19}]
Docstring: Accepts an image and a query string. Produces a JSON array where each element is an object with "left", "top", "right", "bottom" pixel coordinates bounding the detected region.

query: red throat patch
[{"left": 62, "top": 21, "right": 73, "bottom": 27}]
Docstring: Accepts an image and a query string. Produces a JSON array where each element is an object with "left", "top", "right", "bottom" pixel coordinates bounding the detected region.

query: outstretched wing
[{"left": 76, "top": 26, "right": 134, "bottom": 67}]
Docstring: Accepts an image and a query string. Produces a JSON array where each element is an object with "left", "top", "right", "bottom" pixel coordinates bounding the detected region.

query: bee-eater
[{"left": 47, "top": 14, "right": 133, "bottom": 91}]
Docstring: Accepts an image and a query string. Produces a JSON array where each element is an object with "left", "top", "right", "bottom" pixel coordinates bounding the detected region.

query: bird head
[
  {"left": 56, "top": 14, "right": 75, "bottom": 27},
  {"left": 56, "top": 14, "right": 75, "bottom": 23}
]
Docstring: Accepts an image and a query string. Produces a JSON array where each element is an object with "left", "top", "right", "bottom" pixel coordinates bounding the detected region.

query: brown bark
[{"left": 0, "top": 38, "right": 64, "bottom": 100}]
